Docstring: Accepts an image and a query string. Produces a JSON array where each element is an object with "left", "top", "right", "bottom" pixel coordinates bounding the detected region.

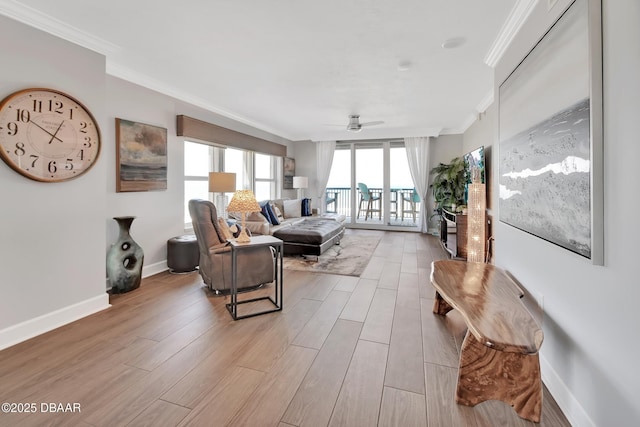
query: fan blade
[{"left": 360, "top": 120, "right": 384, "bottom": 127}]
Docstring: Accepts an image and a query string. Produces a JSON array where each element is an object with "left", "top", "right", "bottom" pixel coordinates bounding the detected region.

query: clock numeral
[
  {"left": 69, "top": 109, "right": 73, "bottom": 120},
  {"left": 48, "top": 160, "right": 57, "bottom": 174},
  {"left": 49, "top": 100, "right": 64, "bottom": 115},
  {"left": 16, "top": 109, "right": 30, "bottom": 123},
  {"left": 33, "top": 100, "right": 42, "bottom": 113},
  {"left": 30, "top": 155, "right": 39, "bottom": 168},
  {"left": 83, "top": 136, "right": 92, "bottom": 147},
  {"left": 79, "top": 122, "right": 88, "bottom": 133},
  {"left": 14, "top": 142, "right": 26, "bottom": 156},
  {"left": 77, "top": 149, "right": 84, "bottom": 161},
  {"left": 7, "top": 122, "right": 18, "bottom": 136},
  {"left": 64, "top": 159, "right": 74, "bottom": 170}
]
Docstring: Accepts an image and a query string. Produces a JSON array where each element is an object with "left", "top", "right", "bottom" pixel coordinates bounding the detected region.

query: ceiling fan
[{"left": 345, "top": 115, "right": 384, "bottom": 132}]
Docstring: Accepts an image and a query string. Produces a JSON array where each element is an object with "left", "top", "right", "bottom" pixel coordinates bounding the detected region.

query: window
[
  {"left": 326, "top": 141, "right": 418, "bottom": 229},
  {"left": 184, "top": 141, "right": 215, "bottom": 225},
  {"left": 254, "top": 153, "right": 279, "bottom": 201},
  {"left": 183, "top": 141, "right": 281, "bottom": 227},
  {"left": 224, "top": 147, "right": 247, "bottom": 191}
]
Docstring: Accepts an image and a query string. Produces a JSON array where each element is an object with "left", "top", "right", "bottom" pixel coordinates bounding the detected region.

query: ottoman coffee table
[{"left": 273, "top": 219, "right": 345, "bottom": 256}]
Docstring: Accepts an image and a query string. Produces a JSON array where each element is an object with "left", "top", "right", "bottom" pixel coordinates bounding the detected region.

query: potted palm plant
[{"left": 429, "top": 156, "right": 466, "bottom": 226}]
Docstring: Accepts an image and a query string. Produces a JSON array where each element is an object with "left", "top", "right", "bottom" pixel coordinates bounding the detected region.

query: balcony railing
[{"left": 325, "top": 187, "right": 420, "bottom": 226}]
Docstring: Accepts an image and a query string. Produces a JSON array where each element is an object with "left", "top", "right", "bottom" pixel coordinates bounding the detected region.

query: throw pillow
[
  {"left": 247, "top": 211, "right": 267, "bottom": 222},
  {"left": 229, "top": 223, "right": 244, "bottom": 238},
  {"left": 302, "top": 198, "right": 312, "bottom": 216},
  {"left": 273, "top": 205, "right": 284, "bottom": 222},
  {"left": 259, "top": 200, "right": 279, "bottom": 225},
  {"left": 283, "top": 199, "right": 302, "bottom": 218},
  {"left": 217, "top": 218, "right": 233, "bottom": 240},
  {"left": 228, "top": 211, "right": 242, "bottom": 221},
  {"left": 268, "top": 202, "right": 280, "bottom": 225},
  {"left": 259, "top": 201, "right": 273, "bottom": 225}
]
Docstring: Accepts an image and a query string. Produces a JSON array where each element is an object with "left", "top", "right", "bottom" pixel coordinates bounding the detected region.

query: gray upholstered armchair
[{"left": 189, "top": 199, "right": 275, "bottom": 294}]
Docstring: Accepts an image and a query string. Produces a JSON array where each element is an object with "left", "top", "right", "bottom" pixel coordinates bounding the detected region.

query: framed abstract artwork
[
  {"left": 283, "top": 156, "right": 295, "bottom": 189},
  {"left": 116, "top": 118, "right": 168, "bottom": 192},
  {"left": 498, "top": 0, "right": 603, "bottom": 264}
]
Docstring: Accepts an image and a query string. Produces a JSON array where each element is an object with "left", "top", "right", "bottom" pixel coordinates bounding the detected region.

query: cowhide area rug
[{"left": 282, "top": 229, "right": 382, "bottom": 277}]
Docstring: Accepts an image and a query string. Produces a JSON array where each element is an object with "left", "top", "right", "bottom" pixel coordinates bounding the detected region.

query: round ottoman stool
[{"left": 167, "top": 235, "right": 199, "bottom": 273}]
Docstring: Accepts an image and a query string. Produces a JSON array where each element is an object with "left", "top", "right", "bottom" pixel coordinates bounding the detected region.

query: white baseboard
[
  {"left": 142, "top": 260, "right": 168, "bottom": 278},
  {"left": 0, "top": 294, "right": 110, "bottom": 351},
  {"left": 541, "top": 354, "right": 596, "bottom": 427},
  {"left": 105, "top": 260, "right": 170, "bottom": 290}
]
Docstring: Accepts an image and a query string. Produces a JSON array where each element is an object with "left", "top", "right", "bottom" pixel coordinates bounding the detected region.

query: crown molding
[
  {"left": 0, "top": 0, "right": 293, "bottom": 142},
  {"left": 476, "top": 90, "right": 495, "bottom": 113},
  {"left": 443, "top": 113, "right": 477, "bottom": 135},
  {"left": 444, "top": 90, "right": 495, "bottom": 136},
  {"left": 484, "top": 0, "right": 537, "bottom": 68},
  {"left": 106, "top": 61, "right": 296, "bottom": 142},
  {"left": 0, "top": 0, "right": 119, "bottom": 55}
]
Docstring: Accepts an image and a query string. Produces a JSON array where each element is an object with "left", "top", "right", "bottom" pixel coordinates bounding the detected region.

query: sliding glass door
[
  {"left": 326, "top": 141, "right": 419, "bottom": 230},
  {"left": 390, "top": 143, "right": 420, "bottom": 226},
  {"left": 355, "top": 143, "right": 383, "bottom": 224}
]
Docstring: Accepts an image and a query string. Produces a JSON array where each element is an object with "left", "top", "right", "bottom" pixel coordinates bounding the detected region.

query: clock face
[{"left": 0, "top": 88, "right": 101, "bottom": 182}]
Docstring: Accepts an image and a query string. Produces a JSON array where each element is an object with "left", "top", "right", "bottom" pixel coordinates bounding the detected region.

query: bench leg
[
  {"left": 456, "top": 330, "right": 542, "bottom": 423},
  {"left": 432, "top": 291, "right": 454, "bottom": 315}
]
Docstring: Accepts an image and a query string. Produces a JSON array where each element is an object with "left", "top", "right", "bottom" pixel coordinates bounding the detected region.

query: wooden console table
[
  {"left": 441, "top": 209, "right": 468, "bottom": 259},
  {"left": 430, "top": 260, "right": 543, "bottom": 422}
]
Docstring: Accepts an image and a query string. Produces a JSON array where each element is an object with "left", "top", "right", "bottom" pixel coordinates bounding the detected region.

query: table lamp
[
  {"left": 209, "top": 172, "right": 236, "bottom": 218},
  {"left": 227, "top": 189, "right": 261, "bottom": 243},
  {"left": 293, "top": 176, "right": 308, "bottom": 199}
]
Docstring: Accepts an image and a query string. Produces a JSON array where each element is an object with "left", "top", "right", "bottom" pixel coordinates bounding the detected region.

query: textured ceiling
[{"left": 1, "top": 0, "right": 520, "bottom": 141}]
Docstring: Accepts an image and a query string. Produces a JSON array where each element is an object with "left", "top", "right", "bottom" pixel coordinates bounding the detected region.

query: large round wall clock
[{"left": 0, "top": 88, "right": 101, "bottom": 182}]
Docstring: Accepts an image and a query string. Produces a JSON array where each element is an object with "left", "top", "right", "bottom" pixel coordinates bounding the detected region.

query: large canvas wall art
[
  {"left": 116, "top": 119, "right": 168, "bottom": 192},
  {"left": 499, "top": 0, "right": 603, "bottom": 263}
]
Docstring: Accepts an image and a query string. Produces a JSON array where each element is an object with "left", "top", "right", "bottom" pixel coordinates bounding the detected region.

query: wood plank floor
[{"left": 0, "top": 231, "right": 570, "bottom": 427}]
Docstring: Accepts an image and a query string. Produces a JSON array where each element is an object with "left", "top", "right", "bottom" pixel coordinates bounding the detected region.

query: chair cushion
[{"left": 189, "top": 199, "right": 226, "bottom": 246}]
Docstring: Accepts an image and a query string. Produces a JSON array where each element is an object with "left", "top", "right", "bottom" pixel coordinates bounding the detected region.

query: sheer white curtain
[
  {"left": 315, "top": 140, "right": 336, "bottom": 214},
  {"left": 404, "top": 136, "right": 431, "bottom": 233}
]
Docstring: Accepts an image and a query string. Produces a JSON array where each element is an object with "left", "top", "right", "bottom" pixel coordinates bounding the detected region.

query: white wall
[
  {"left": 463, "top": 105, "right": 495, "bottom": 212},
  {"left": 104, "top": 77, "right": 295, "bottom": 275},
  {"left": 291, "top": 140, "right": 318, "bottom": 205},
  {"left": 0, "top": 16, "right": 109, "bottom": 346},
  {"left": 464, "top": 0, "right": 640, "bottom": 425},
  {"left": 0, "top": 17, "right": 292, "bottom": 349}
]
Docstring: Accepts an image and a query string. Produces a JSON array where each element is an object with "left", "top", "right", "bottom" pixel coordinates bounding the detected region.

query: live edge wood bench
[{"left": 430, "top": 260, "right": 544, "bottom": 422}]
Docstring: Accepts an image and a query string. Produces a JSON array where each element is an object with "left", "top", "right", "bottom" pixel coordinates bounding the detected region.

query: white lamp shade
[
  {"left": 209, "top": 172, "right": 236, "bottom": 193},
  {"left": 293, "top": 176, "right": 308, "bottom": 189}
]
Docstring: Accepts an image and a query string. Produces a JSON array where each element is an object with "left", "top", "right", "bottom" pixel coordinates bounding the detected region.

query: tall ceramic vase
[{"left": 107, "top": 216, "right": 144, "bottom": 293}]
